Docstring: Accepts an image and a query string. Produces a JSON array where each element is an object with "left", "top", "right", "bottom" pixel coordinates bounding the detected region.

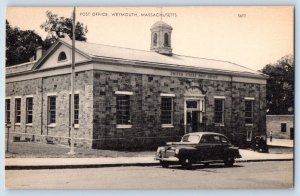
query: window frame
[
  {"left": 15, "top": 97, "right": 21, "bottom": 124},
  {"left": 58, "top": 51, "right": 67, "bottom": 62},
  {"left": 26, "top": 96, "right": 33, "bottom": 125},
  {"left": 160, "top": 94, "right": 174, "bottom": 128},
  {"left": 115, "top": 91, "right": 133, "bottom": 128},
  {"left": 245, "top": 99, "right": 254, "bottom": 125},
  {"left": 153, "top": 33, "right": 158, "bottom": 46},
  {"left": 214, "top": 98, "right": 225, "bottom": 125},
  {"left": 5, "top": 98, "right": 11, "bottom": 124},
  {"left": 281, "top": 123, "right": 287, "bottom": 133},
  {"left": 48, "top": 96, "right": 56, "bottom": 125}
]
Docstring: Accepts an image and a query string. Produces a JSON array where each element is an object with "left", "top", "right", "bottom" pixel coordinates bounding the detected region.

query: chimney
[{"left": 36, "top": 46, "right": 43, "bottom": 61}]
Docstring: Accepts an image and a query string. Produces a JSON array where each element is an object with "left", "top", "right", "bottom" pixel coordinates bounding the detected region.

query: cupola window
[
  {"left": 58, "top": 52, "right": 67, "bottom": 61},
  {"left": 153, "top": 33, "right": 158, "bottom": 46},
  {"left": 164, "top": 33, "right": 169, "bottom": 47}
]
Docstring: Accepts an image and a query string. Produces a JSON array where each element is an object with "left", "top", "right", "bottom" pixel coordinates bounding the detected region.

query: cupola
[{"left": 150, "top": 21, "right": 173, "bottom": 55}]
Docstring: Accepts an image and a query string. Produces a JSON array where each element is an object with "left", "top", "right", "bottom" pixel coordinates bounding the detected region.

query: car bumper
[{"left": 154, "top": 155, "right": 179, "bottom": 162}]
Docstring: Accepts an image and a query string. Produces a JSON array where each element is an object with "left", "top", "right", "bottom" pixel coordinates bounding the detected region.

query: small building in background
[{"left": 266, "top": 115, "right": 294, "bottom": 140}]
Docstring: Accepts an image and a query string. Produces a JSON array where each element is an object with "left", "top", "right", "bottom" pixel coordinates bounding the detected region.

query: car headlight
[
  {"left": 157, "top": 147, "right": 165, "bottom": 153},
  {"left": 175, "top": 148, "right": 180, "bottom": 154}
]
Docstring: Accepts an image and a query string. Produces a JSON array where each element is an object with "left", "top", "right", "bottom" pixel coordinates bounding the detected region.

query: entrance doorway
[
  {"left": 187, "top": 111, "right": 200, "bottom": 132},
  {"left": 184, "top": 98, "right": 205, "bottom": 133}
]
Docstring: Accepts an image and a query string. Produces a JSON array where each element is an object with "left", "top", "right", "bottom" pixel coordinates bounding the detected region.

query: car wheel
[
  {"left": 160, "top": 161, "right": 169, "bottom": 168},
  {"left": 224, "top": 156, "right": 234, "bottom": 167},
  {"left": 181, "top": 157, "right": 192, "bottom": 169}
]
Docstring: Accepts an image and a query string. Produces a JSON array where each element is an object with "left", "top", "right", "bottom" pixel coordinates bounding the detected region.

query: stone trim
[
  {"left": 116, "top": 124, "right": 132, "bottom": 129},
  {"left": 160, "top": 93, "right": 175, "bottom": 97},
  {"left": 244, "top": 97, "right": 255, "bottom": 100},
  {"left": 214, "top": 96, "right": 226, "bottom": 99},
  {"left": 115, "top": 91, "right": 133, "bottom": 95},
  {"left": 47, "top": 93, "right": 58, "bottom": 96}
]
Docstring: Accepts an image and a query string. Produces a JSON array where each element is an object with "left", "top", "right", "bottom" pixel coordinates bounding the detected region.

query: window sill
[
  {"left": 116, "top": 124, "right": 132, "bottom": 129},
  {"left": 26, "top": 123, "right": 33, "bottom": 127},
  {"left": 215, "top": 123, "right": 225, "bottom": 127},
  {"left": 74, "top": 124, "right": 79, "bottom": 129},
  {"left": 48, "top": 123, "right": 56, "bottom": 128},
  {"left": 161, "top": 124, "right": 174, "bottom": 128},
  {"left": 245, "top": 124, "right": 253, "bottom": 126},
  {"left": 15, "top": 123, "right": 21, "bottom": 126}
]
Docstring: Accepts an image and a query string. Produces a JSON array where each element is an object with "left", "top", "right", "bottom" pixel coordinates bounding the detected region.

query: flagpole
[{"left": 68, "top": 6, "right": 76, "bottom": 155}]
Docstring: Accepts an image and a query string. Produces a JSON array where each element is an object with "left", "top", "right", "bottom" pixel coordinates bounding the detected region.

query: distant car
[{"left": 155, "top": 132, "right": 242, "bottom": 168}]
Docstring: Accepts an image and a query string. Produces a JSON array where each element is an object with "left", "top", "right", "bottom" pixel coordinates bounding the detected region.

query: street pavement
[
  {"left": 5, "top": 148, "right": 293, "bottom": 169},
  {"left": 5, "top": 161, "right": 293, "bottom": 189}
]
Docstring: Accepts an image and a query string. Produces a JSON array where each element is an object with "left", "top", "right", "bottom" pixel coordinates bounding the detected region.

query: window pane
[
  {"left": 48, "top": 96, "right": 56, "bottom": 124},
  {"left": 5, "top": 99, "right": 11, "bottom": 123},
  {"left": 161, "top": 97, "right": 173, "bottom": 125},
  {"left": 26, "top": 97, "right": 33, "bottom": 124},
  {"left": 15, "top": 98, "right": 21, "bottom": 123},
  {"left": 214, "top": 99, "right": 224, "bottom": 123},
  {"left": 186, "top": 101, "right": 197, "bottom": 109},
  {"left": 245, "top": 100, "right": 253, "bottom": 124},
  {"left": 116, "top": 95, "right": 130, "bottom": 124}
]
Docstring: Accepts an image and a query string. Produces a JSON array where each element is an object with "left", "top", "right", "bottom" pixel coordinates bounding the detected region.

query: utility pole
[{"left": 68, "top": 6, "right": 76, "bottom": 155}]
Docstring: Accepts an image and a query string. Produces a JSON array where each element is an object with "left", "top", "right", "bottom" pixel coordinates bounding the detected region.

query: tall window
[
  {"left": 116, "top": 95, "right": 131, "bottom": 125},
  {"left": 70, "top": 94, "right": 79, "bottom": 125},
  {"left": 15, "top": 98, "right": 21, "bottom": 123},
  {"left": 26, "top": 97, "right": 33, "bottom": 124},
  {"left": 214, "top": 99, "right": 225, "bottom": 124},
  {"left": 5, "top": 99, "right": 11, "bottom": 123},
  {"left": 245, "top": 100, "right": 254, "bottom": 124},
  {"left": 161, "top": 97, "right": 173, "bottom": 125},
  {"left": 164, "top": 33, "right": 169, "bottom": 47},
  {"left": 58, "top": 52, "right": 67, "bottom": 61},
  {"left": 153, "top": 33, "right": 157, "bottom": 46},
  {"left": 48, "top": 96, "right": 56, "bottom": 124}
]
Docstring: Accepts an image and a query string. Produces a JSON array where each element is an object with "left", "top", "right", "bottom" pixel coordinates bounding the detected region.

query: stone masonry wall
[
  {"left": 5, "top": 70, "right": 94, "bottom": 148},
  {"left": 93, "top": 70, "right": 267, "bottom": 149}
]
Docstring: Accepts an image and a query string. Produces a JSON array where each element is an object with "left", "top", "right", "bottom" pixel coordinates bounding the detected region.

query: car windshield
[{"left": 182, "top": 135, "right": 200, "bottom": 143}]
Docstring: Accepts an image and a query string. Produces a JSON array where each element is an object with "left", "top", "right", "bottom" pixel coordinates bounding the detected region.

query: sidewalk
[
  {"left": 267, "top": 138, "right": 294, "bottom": 148},
  {"left": 5, "top": 149, "right": 293, "bottom": 170}
]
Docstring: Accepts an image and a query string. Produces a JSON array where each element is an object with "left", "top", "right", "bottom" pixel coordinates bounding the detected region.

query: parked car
[
  {"left": 251, "top": 136, "right": 269, "bottom": 153},
  {"left": 155, "top": 132, "right": 242, "bottom": 168}
]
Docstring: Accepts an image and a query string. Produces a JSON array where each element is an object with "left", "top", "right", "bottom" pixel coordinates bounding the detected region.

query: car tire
[
  {"left": 181, "top": 157, "right": 192, "bottom": 169},
  {"left": 224, "top": 156, "right": 234, "bottom": 167},
  {"left": 160, "top": 161, "right": 169, "bottom": 168}
]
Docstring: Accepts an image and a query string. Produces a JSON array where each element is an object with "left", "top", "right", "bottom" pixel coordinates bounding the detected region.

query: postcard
[{"left": 5, "top": 6, "right": 294, "bottom": 189}]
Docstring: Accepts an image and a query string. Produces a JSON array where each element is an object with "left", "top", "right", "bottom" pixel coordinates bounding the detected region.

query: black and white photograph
[{"left": 4, "top": 6, "right": 294, "bottom": 189}]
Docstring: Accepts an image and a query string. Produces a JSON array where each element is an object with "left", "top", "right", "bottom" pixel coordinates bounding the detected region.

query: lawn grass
[{"left": 5, "top": 141, "right": 155, "bottom": 158}]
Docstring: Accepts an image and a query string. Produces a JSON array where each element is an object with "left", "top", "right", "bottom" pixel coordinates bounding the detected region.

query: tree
[
  {"left": 40, "top": 11, "right": 88, "bottom": 49},
  {"left": 6, "top": 20, "right": 43, "bottom": 66},
  {"left": 262, "top": 55, "right": 294, "bottom": 115}
]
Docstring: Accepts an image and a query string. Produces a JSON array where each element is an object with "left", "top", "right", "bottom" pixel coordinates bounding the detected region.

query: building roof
[
  {"left": 58, "top": 37, "right": 266, "bottom": 78},
  {"left": 6, "top": 36, "right": 267, "bottom": 79},
  {"left": 151, "top": 21, "right": 173, "bottom": 30}
]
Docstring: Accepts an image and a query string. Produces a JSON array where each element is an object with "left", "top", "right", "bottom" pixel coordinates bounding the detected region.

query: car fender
[
  {"left": 224, "top": 146, "right": 241, "bottom": 158},
  {"left": 175, "top": 147, "right": 197, "bottom": 159}
]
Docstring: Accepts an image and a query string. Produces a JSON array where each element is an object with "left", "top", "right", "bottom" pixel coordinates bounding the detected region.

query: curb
[{"left": 5, "top": 158, "right": 293, "bottom": 170}]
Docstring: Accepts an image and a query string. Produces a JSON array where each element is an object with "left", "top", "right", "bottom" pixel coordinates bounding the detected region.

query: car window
[
  {"left": 182, "top": 135, "right": 200, "bottom": 143},
  {"left": 200, "top": 135, "right": 220, "bottom": 144},
  {"left": 220, "top": 136, "right": 229, "bottom": 144}
]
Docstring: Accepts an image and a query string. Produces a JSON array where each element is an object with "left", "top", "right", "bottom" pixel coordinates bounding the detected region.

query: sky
[{"left": 6, "top": 6, "right": 294, "bottom": 71}]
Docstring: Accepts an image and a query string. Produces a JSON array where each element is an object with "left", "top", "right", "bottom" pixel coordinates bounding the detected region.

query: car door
[
  {"left": 211, "top": 135, "right": 223, "bottom": 160},
  {"left": 195, "top": 135, "right": 211, "bottom": 161},
  {"left": 219, "top": 136, "right": 231, "bottom": 160}
]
